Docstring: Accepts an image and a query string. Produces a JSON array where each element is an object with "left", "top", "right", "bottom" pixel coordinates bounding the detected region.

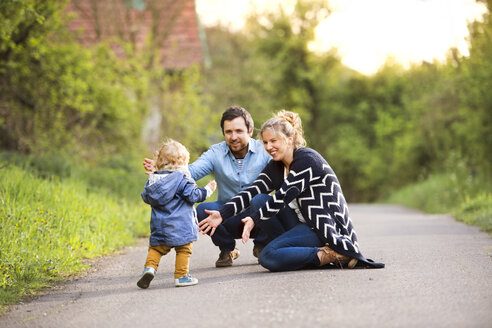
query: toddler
[{"left": 138, "top": 139, "right": 216, "bottom": 288}]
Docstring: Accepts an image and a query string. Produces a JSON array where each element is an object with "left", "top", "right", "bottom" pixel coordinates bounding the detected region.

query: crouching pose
[{"left": 199, "top": 110, "right": 384, "bottom": 271}]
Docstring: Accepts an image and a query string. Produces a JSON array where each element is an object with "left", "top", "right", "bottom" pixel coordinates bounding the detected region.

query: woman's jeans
[
  {"left": 252, "top": 194, "right": 324, "bottom": 272},
  {"left": 259, "top": 224, "right": 323, "bottom": 271},
  {"left": 197, "top": 194, "right": 324, "bottom": 271}
]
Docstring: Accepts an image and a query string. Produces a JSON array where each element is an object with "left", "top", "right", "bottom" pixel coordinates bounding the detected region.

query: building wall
[{"left": 66, "top": 0, "right": 204, "bottom": 69}]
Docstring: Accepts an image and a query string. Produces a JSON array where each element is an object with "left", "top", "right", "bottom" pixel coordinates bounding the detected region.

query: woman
[{"left": 199, "top": 110, "right": 384, "bottom": 271}]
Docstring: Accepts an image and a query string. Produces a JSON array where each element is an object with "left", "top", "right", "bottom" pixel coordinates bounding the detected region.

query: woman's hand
[
  {"left": 142, "top": 158, "right": 156, "bottom": 175},
  {"left": 198, "top": 210, "right": 223, "bottom": 236},
  {"left": 241, "top": 217, "right": 255, "bottom": 244}
]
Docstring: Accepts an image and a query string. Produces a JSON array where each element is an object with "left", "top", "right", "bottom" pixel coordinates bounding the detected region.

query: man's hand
[
  {"left": 241, "top": 217, "right": 255, "bottom": 244},
  {"left": 198, "top": 209, "right": 223, "bottom": 236},
  {"left": 142, "top": 158, "right": 155, "bottom": 175}
]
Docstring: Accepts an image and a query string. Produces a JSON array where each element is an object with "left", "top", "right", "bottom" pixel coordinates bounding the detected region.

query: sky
[{"left": 195, "top": 0, "right": 488, "bottom": 75}]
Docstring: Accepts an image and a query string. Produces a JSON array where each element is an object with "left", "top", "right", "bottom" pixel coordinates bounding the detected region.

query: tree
[
  {"left": 456, "top": 0, "right": 492, "bottom": 173},
  {"left": 0, "top": 0, "right": 147, "bottom": 155}
]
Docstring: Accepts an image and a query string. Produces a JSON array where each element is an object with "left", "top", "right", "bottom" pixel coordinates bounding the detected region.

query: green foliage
[
  {"left": 0, "top": 150, "right": 73, "bottom": 179},
  {"left": 203, "top": 0, "right": 336, "bottom": 135},
  {"left": 0, "top": 150, "right": 148, "bottom": 200},
  {"left": 202, "top": 26, "right": 279, "bottom": 129},
  {"left": 202, "top": 1, "right": 492, "bottom": 230},
  {"left": 0, "top": 1, "right": 66, "bottom": 60},
  {"left": 0, "top": 0, "right": 149, "bottom": 156},
  {"left": 154, "top": 66, "right": 219, "bottom": 157},
  {"left": 0, "top": 160, "right": 148, "bottom": 308},
  {"left": 245, "top": 0, "right": 331, "bottom": 122},
  {"left": 2, "top": 0, "right": 490, "bottom": 202},
  {"left": 1, "top": 40, "right": 148, "bottom": 155},
  {"left": 455, "top": 192, "right": 492, "bottom": 234},
  {"left": 385, "top": 169, "right": 492, "bottom": 234},
  {"left": 454, "top": 0, "right": 492, "bottom": 173}
]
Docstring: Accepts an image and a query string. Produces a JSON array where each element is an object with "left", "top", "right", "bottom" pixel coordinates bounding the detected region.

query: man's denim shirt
[{"left": 189, "top": 139, "right": 271, "bottom": 202}]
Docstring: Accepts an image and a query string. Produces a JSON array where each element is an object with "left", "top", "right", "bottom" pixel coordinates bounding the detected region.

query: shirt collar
[
  {"left": 224, "top": 139, "right": 257, "bottom": 155},
  {"left": 249, "top": 139, "right": 258, "bottom": 153}
]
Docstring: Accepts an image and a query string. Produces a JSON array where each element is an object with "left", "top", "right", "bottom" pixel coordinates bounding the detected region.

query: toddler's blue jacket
[{"left": 141, "top": 170, "right": 208, "bottom": 246}]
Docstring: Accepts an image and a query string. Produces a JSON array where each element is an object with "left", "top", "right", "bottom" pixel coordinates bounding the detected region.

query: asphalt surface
[{"left": 1, "top": 204, "right": 491, "bottom": 328}]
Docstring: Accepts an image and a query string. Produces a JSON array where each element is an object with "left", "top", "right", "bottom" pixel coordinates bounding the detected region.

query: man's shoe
[
  {"left": 175, "top": 273, "right": 198, "bottom": 287},
  {"left": 215, "top": 248, "right": 240, "bottom": 267},
  {"left": 253, "top": 244, "right": 264, "bottom": 258},
  {"left": 318, "top": 246, "right": 358, "bottom": 269},
  {"left": 137, "top": 267, "right": 156, "bottom": 289}
]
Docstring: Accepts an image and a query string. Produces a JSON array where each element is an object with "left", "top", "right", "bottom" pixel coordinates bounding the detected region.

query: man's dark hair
[{"left": 220, "top": 106, "right": 254, "bottom": 134}]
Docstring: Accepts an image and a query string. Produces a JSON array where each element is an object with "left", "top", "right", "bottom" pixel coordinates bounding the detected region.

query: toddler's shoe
[
  {"left": 175, "top": 273, "right": 198, "bottom": 287},
  {"left": 137, "top": 267, "right": 156, "bottom": 289}
]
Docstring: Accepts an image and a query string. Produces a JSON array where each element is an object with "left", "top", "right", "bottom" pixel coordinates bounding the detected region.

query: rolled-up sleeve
[{"left": 189, "top": 148, "right": 215, "bottom": 181}]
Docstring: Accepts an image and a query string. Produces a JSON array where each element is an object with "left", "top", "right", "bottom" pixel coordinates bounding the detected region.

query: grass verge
[
  {"left": 385, "top": 169, "right": 492, "bottom": 235},
  {"left": 0, "top": 157, "right": 149, "bottom": 310}
]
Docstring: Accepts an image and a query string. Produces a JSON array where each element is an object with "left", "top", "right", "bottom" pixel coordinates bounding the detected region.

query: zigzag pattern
[
  {"left": 220, "top": 150, "right": 360, "bottom": 255},
  {"left": 295, "top": 165, "right": 360, "bottom": 254},
  {"left": 259, "top": 168, "right": 314, "bottom": 219},
  {"left": 225, "top": 173, "right": 273, "bottom": 216}
]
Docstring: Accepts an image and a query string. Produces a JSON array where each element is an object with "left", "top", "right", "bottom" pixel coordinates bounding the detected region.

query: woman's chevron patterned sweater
[{"left": 219, "top": 147, "right": 384, "bottom": 268}]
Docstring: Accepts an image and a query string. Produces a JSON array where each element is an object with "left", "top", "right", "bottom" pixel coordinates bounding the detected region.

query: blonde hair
[
  {"left": 260, "top": 110, "right": 306, "bottom": 149},
  {"left": 154, "top": 139, "right": 190, "bottom": 171}
]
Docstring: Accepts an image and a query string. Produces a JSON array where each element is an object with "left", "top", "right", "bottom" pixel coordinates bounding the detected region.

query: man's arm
[
  {"left": 188, "top": 147, "right": 216, "bottom": 181},
  {"left": 219, "top": 161, "right": 276, "bottom": 220},
  {"left": 142, "top": 146, "right": 215, "bottom": 179}
]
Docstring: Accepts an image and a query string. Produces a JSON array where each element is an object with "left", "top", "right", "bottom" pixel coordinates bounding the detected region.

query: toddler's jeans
[{"left": 144, "top": 242, "right": 193, "bottom": 278}]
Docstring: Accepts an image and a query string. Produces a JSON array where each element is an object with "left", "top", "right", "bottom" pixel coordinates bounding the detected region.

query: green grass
[
  {"left": 0, "top": 154, "right": 149, "bottom": 310},
  {"left": 385, "top": 169, "right": 492, "bottom": 235},
  {"left": 454, "top": 192, "right": 492, "bottom": 234},
  {"left": 0, "top": 150, "right": 147, "bottom": 200}
]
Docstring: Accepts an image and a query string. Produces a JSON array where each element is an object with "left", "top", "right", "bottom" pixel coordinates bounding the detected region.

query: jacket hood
[{"left": 143, "top": 170, "right": 186, "bottom": 206}]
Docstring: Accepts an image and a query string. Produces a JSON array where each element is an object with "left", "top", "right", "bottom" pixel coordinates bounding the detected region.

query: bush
[
  {"left": 385, "top": 168, "right": 492, "bottom": 234},
  {"left": 455, "top": 192, "right": 492, "bottom": 234},
  {"left": 0, "top": 1, "right": 148, "bottom": 155}
]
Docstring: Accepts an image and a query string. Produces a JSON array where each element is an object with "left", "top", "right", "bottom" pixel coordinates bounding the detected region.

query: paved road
[{"left": 1, "top": 204, "right": 491, "bottom": 328}]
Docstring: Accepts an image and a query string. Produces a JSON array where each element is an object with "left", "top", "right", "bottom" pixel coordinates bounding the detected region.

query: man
[{"left": 144, "top": 106, "right": 271, "bottom": 267}]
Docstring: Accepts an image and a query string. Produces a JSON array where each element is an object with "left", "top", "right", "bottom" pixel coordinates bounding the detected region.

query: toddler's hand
[
  {"left": 142, "top": 158, "right": 156, "bottom": 175},
  {"left": 206, "top": 180, "right": 217, "bottom": 193}
]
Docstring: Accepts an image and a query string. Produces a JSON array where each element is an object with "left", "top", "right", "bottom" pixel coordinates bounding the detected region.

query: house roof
[{"left": 66, "top": 0, "right": 208, "bottom": 69}]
